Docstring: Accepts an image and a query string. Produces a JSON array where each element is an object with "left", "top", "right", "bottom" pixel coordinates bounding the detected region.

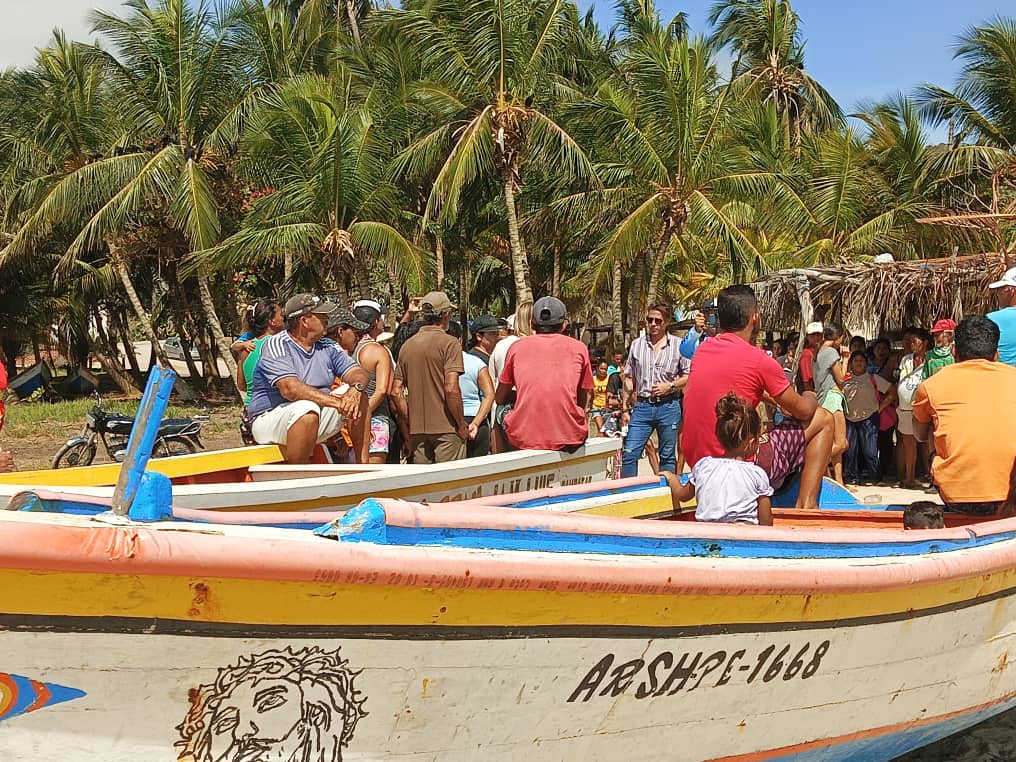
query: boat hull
[
  {"left": 0, "top": 439, "right": 620, "bottom": 512},
  {"left": 2, "top": 509, "right": 1016, "bottom": 760}
]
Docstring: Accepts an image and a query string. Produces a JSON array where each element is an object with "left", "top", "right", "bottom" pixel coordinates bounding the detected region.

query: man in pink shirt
[
  {"left": 495, "top": 296, "right": 594, "bottom": 451},
  {"left": 682, "top": 285, "right": 834, "bottom": 509}
]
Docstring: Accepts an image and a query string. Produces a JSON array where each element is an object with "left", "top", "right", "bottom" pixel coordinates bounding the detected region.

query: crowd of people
[{"left": 229, "top": 264, "right": 1016, "bottom": 526}]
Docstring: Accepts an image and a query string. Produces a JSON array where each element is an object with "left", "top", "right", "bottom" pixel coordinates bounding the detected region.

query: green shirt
[
  {"left": 242, "top": 335, "right": 272, "bottom": 405},
  {"left": 923, "top": 346, "right": 954, "bottom": 380}
]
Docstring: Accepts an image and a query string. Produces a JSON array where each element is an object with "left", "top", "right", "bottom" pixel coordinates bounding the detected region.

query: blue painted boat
[{"left": 8, "top": 362, "right": 51, "bottom": 400}]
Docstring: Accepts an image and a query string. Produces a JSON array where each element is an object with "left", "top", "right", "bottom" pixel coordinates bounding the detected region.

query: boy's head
[
  {"left": 931, "top": 318, "right": 957, "bottom": 349},
  {"left": 849, "top": 351, "right": 868, "bottom": 377},
  {"left": 823, "top": 322, "right": 844, "bottom": 343},
  {"left": 904, "top": 501, "right": 945, "bottom": 530}
]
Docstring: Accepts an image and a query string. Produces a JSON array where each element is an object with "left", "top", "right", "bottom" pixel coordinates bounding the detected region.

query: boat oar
[{"left": 109, "top": 366, "right": 176, "bottom": 519}]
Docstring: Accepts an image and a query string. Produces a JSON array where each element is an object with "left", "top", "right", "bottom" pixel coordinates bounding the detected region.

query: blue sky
[{"left": 587, "top": 0, "right": 1004, "bottom": 115}]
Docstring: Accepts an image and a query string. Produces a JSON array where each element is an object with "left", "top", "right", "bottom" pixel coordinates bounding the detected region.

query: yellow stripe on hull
[{"left": 2, "top": 562, "right": 1011, "bottom": 629}]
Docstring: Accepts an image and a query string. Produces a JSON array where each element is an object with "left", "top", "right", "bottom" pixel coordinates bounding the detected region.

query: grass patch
[{"left": 4, "top": 397, "right": 240, "bottom": 439}]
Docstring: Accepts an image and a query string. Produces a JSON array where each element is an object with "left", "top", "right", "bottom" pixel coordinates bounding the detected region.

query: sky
[{"left": 1, "top": 0, "right": 1007, "bottom": 115}]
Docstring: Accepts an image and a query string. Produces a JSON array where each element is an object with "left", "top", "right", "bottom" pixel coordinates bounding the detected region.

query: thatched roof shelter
[{"left": 750, "top": 253, "right": 1009, "bottom": 333}]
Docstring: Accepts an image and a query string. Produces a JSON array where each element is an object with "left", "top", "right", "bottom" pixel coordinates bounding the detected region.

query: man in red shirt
[
  {"left": 495, "top": 296, "right": 593, "bottom": 451},
  {"left": 682, "top": 286, "right": 834, "bottom": 509}
]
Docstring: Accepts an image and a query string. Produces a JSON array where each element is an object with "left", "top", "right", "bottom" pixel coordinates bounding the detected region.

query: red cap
[{"left": 930, "top": 318, "right": 956, "bottom": 334}]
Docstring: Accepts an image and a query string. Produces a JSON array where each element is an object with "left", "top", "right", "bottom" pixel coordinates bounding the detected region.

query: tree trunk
[
  {"left": 195, "top": 271, "right": 241, "bottom": 397},
  {"left": 630, "top": 252, "right": 646, "bottom": 335},
  {"left": 611, "top": 258, "right": 623, "bottom": 350},
  {"left": 353, "top": 257, "right": 371, "bottom": 300},
  {"left": 645, "top": 228, "right": 672, "bottom": 307},
  {"left": 434, "top": 232, "right": 445, "bottom": 289},
  {"left": 111, "top": 250, "right": 196, "bottom": 400},
  {"left": 165, "top": 258, "right": 208, "bottom": 386},
  {"left": 503, "top": 170, "right": 533, "bottom": 304},
  {"left": 345, "top": 0, "right": 362, "bottom": 45},
  {"left": 110, "top": 307, "right": 142, "bottom": 380},
  {"left": 552, "top": 245, "right": 561, "bottom": 297},
  {"left": 283, "top": 250, "right": 293, "bottom": 289}
]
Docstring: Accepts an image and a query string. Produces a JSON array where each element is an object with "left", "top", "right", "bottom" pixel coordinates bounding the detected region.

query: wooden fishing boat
[
  {"left": 0, "top": 438, "right": 620, "bottom": 512},
  {"left": 7, "top": 362, "right": 51, "bottom": 400},
  {"left": 0, "top": 493, "right": 1012, "bottom": 761}
]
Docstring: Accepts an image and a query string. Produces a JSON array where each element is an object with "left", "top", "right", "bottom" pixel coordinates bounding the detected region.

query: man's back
[
  {"left": 914, "top": 360, "right": 1016, "bottom": 503},
  {"left": 682, "top": 333, "right": 790, "bottom": 467},
  {"left": 394, "top": 326, "right": 464, "bottom": 435},
  {"left": 988, "top": 307, "right": 1016, "bottom": 366},
  {"left": 500, "top": 333, "right": 593, "bottom": 450}
]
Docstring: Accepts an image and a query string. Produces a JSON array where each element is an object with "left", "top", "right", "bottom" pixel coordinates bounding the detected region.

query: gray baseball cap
[{"left": 532, "top": 296, "right": 567, "bottom": 326}]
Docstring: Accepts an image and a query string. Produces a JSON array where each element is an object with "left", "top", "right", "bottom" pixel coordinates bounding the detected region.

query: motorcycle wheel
[
  {"left": 52, "top": 441, "right": 97, "bottom": 469},
  {"left": 152, "top": 437, "right": 198, "bottom": 458}
]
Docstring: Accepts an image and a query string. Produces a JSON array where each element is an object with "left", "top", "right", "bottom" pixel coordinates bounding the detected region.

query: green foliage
[{"left": 0, "top": 0, "right": 1013, "bottom": 360}]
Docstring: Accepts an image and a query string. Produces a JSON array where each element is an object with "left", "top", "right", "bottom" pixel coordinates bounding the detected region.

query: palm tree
[
  {"left": 192, "top": 74, "right": 425, "bottom": 301},
  {"left": 917, "top": 18, "right": 1016, "bottom": 241},
  {"left": 563, "top": 23, "right": 777, "bottom": 313},
  {"left": 386, "top": 0, "right": 597, "bottom": 304},
  {"left": 3, "top": 0, "right": 250, "bottom": 391},
  {"left": 709, "top": 0, "right": 841, "bottom": 147}
]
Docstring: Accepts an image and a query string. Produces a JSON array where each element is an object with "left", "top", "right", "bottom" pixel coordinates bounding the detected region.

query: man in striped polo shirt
[{"left": 620, "top": 302, "right": 686, "bottom": 477}]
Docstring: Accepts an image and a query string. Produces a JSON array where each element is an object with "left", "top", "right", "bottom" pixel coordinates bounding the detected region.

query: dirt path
[{"left": 6, "top": 414, "right": 243, "bottom": 472}]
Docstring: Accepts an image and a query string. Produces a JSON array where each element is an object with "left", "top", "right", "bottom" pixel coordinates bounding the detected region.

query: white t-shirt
[
  {"left": 692, "top": 457, "right": 773, "bottom": 525},
  {"left": 897, "top": 354, "right": 924, "bottom": 411},
  {"left": 489, "top": 335, "right": 519, "bottom": 387}
]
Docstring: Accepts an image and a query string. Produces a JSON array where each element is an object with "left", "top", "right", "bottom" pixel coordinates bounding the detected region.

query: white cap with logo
[
  {"left": 805, "top": 321, "right": 823, "bottom": 335},
  {"left": 988, "top": 267, "right": 1016, "bottom": 289}
]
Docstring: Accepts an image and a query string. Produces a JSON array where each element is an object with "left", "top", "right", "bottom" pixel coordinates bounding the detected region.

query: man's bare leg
[
  {"left": 285, "top": 413, "right": 320, "bottom": 464},
  {"left": 797, "top": 408, "right": 834, "bottom": 509}
]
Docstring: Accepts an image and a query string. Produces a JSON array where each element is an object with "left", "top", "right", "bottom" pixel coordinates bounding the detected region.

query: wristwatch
[{"left": 351, "top": 383, "right": 366, "bottom": 392}]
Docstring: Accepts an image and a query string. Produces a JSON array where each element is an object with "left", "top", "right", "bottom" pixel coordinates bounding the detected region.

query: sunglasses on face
[{"left": 646, "top": 317, "right": 665, "bottom": 324}]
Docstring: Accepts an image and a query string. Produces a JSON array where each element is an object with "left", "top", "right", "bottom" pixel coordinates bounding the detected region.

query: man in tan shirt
[{"left": 390, "top": 291, "right": 468, "bottom": 463}]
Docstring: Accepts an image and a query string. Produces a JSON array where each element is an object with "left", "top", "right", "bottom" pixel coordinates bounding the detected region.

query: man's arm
[
  {"left": 680, "top": 314, "right": 706, "bottom": 359},
  {"left": 494, "top": 381, "right": 513, "bottom": 405},
  {"left": 444, "top": 371, "right": 469, "bottom": 440},
  {"left": 911, "top": 384, "right": 932, "bottom": 443},
  {"left": 474, "top": 368, "right": 496, "bottom": 430},
  {"left": 773, "top": 385, "right": 818, "bottom": 421},
  {"left": 389, "top": 377, "right": 411, "bottom": 445}
]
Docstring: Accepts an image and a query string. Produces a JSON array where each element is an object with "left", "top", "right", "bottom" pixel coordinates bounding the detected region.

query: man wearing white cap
[{"left": 988, "top": 266, "right": 1016, "bottom": 367}]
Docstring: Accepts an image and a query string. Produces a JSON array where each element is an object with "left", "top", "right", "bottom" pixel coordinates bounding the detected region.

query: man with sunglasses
[
  {"left": 247, "top": 294, "right": 369, "bottom": 464},
  {"left": 620, "top": 303, "right": 686, "bottom": 477}
]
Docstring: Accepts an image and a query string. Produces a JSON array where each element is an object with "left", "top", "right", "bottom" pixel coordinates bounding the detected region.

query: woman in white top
[
  {"left": 488, "top": 300, "right": 532, "bottom": 453},
  {"left": 895, "top": 328, "right": 931, "bottom": 489}
]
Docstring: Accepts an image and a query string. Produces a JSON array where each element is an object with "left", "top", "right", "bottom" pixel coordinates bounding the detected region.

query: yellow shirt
[
  {"left": 912, "top": 360, "right": 1016, "bottom": 503},
  {"left": 591, "top": 375, "right": 609, "bottom": 409}
]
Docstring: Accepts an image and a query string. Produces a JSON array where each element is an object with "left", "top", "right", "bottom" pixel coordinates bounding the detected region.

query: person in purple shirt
[{"left": 248, "top": 294, "right": 369, "bottom": 463}]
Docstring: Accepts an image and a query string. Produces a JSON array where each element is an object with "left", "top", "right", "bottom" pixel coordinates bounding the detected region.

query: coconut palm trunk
[
  {"left": 434, "top": 232, "right": 445, "bottom": 289},
  {"left": 645, "top": 226, "right": 673, "bottom": 307},
  {"left": 345, "top": 0, "right": 362, "bottom": 45},
  {"left": 503, "top": 170, "right": 533, "bottom": 304},
  {"left": 110, "top": 246, "right": 196, "bottom": 399},
  {"left": 611, "top": 259, "right": 623, "bottom": 347},
  {"left": 195, "top": 273, "right": 241, "bottom": 395}
]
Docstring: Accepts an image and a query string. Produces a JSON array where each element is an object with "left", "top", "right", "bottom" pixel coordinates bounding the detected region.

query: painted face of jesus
[{"left": 208, "top": 678, "right": 305, "bottom": 761}]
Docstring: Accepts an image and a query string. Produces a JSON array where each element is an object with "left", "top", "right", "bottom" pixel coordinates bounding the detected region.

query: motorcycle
[{"left": 52, "top": 392, "right": 209, "bottom": 469}]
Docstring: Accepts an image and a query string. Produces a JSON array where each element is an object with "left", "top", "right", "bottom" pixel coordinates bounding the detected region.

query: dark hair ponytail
[
  {"left": 248, "top": 298, "right": 278, "bottom": 337},
  {"left": 714, "top": 392, "right": 761, "bottom": 452}
]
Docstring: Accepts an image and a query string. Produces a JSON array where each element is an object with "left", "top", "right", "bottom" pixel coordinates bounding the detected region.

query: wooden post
[
  {"left": 790, "top": 275, "right": 813, "bottom": 385},
  {"left": 110, "top": 366, "right": 177, "bottom": 517}
]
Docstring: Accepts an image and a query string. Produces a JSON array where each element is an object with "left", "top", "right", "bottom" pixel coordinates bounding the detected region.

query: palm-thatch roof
[{"left": 750, "top": 253, "right": 1009, "bottom": 332}]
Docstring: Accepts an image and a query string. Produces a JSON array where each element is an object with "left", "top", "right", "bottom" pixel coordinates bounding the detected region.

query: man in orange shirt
[{"left": 913, "top": 315, "right": 1016, "bottom": 514}]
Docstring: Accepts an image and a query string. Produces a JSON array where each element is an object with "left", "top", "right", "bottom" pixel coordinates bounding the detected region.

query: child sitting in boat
[
  {"left": 662, "top": 393, "right": 773, "bottom": 525},
  {"left": 904, "top": 501, "right": 945, "bottom": 530}
]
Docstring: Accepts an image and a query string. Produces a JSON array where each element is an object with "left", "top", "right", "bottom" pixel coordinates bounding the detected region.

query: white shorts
[
  {"left": 896, "top": 409, "right": 914, "bottom": 436},
  {"left": 251, "top": 400, "right": 344, "bottom": 445}
]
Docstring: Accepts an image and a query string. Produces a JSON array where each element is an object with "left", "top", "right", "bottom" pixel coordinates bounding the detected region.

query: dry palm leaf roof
[{"left": 749, "top": 253, "right": 1008, "bottom": 330}]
